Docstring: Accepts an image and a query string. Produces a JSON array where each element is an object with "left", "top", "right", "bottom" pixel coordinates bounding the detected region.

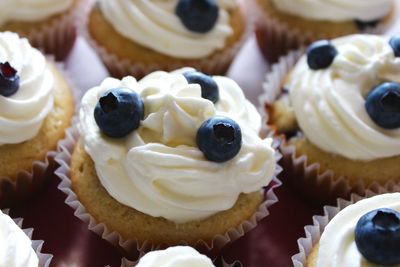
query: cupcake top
[
  {"left": 136, "top": 246, "right": 215, "bottom": 267},
  {"left": 0, "top": 31, "right": 54, "bottom": 145},
  {"left": 98, "top": 0, "right": 237, "bottom": 59},
  {"left": 79, "top": 68, "right": 276, "bottom": 223},
  {"left": 315, "top": 193, "right": 400, "bottom": 267},
  {"left": 271, "top": 0, "right": 393, "bottom": 22},
  {"left": 0, "top": 0, "right": 73, "bottom": 26},
  {"left": 0, "top": 210, "right": 39, "bottom": 267},
  {"left": 286, "top": 34, "right": 400, "bottom": 161}
]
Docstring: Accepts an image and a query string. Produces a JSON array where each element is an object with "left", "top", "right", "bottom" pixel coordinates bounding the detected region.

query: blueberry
[
  {"left": 355, "top": 208, "right": 400, "bottom": 265},
  {"left": 196, "top": 116, "right": 242, "bottom": 162},
  {"left": 176, "top": 0, "right": 219, "bottom": 33},
  {"left": 389, "top": 36, "right": 400, "bottom": 57},
  {"left": 0, "top": 62, "right": 20, "bottom": 97},
  {"left": 365, "top": 82, "right": 400, "bottom": 129},
  {"left": 94, "top": 88, "right": 144, "bottom": 138},
  {"left": 306, "top": 40, "right": 338, "bottom": 70},
  {"left": 355, "top": 19, "right": 380, "bottom": 30},
  {"left": 183, "top": 71, "right": 219, "bottom": 103}
]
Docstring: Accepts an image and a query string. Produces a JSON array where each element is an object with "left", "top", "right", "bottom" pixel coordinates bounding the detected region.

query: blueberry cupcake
[
  {"left": 253, "top": 0, "right": 396, "bottom": 62},
  {"left": 57, "top": 68, "right": 279, "bottom": 254},
  {"left": 0, "top": 0, "right": 78, "bottom": 60},
  {"left": 261, "top": 34, "right": 400, "bottom": 203},
  {"left": 293, "top": 192, "right": 400, "bottom": 267},
  {"left": 82, "top": 0, "right": 247, "bottom": 78},
  {"left": 0, "top": 32, "right": 74, "bottom": 207},
  {"left": 0, "top": 209, "right": 52, "bottom": 267}
]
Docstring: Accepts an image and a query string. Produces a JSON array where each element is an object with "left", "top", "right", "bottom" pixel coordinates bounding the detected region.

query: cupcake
[
  {"left": 57, "top": 68, "right": 278, "bottom": 254},
  {"left": 0, "top": 31, "right": 74, "bottom": 207},
  {"left": 0, "top": 0, "right": 78, "bottom": 60},
  {"left": 82, "top": 0, "right": 247, "bottom": 78},
  {"left": 0, "top": 209, "right": 52, "bottom": 267},
  {"left": 262, "top": 34, "right": 400, "bottom": 203},
  {"left": 293, "top": 192, "right": 400, "bottom": 267},
  {"left": 253, "top": 0, "right": 396, "bottom": 62}
]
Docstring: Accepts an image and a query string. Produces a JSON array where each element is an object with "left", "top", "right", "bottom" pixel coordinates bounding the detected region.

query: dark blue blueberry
[
  {"left": 307, "top": 40, "right": 338, "bottom": 70},
  {"left": 355, "top": 19, "right": 380, "bottom": 30},
  {"left": 176, "top": 0, "right": 219, "bottom": 33},
  {"left": 183, "top": 71, "right": 219, "bottom": 103},
  {"left": 0, "top": 62, "right": 20, "bottom": 97},
  {"left": 196, "top": 116, "right": 242, "bottom": 162},
  {"left": 389, "top": 36, "right": 400, "bottom": 57},
  {"left": 355, "top": 208, "right": 400, "bottom": 265},
  {"left": 94, "top": 88, "right": 144, "bottom": 138},
  {"left": 365, "top": 82, "right": 400, "bottom": 129}
]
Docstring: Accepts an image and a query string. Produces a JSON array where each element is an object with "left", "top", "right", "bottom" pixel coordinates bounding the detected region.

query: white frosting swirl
[
  {"left": 98, "top": 0, "right": 236, "bottom": 59},
  {"left": 0, "top": 32, "right": 54, "bottom": 145},
  {"left": 136, "top": 246, "right": 215, "bottom": 267},
  {"left": 0, "top": 210, "right": 39, "bottom": 267},
  {"left": 79, "top": 68, "right": 276, "bottom": 223},
  {"left": 271, "top": 0, "right": 392, "bottom": 22},
  {"left": 0, "top": 0, "right": 72, "bottom": 26},
  {"left": 288, "top": 34, "right": 400, "bottom": 161},
  {"left": 316, "top": 193, "right": 400, "bottom": 267}
]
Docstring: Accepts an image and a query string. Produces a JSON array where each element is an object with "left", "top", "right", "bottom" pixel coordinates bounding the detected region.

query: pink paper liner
[
  {"left": 2, "top": 209, "right": 53, "bottom": 267},
  {"left": 0, "top": 58, "right": 77, "bottom": 209},
  {"left": 258, "top": 49, "right": 400, "bottom": 204},
  {"left": 7, "top": 1, "right": 81, "bottom": 61},
  {"left": 291, "top": 183, "right": 400, "bottom": 267},
  {"left": 251, "top": 0, "right": 395, "bottom": 63},
  {"left": 76, "top": 0, "right": 250, "bottom": 78},
  {"left": 55, "top": 118, "right": 281, "bottom": 259}
]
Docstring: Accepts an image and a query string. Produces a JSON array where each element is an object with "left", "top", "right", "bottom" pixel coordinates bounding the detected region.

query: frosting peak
[
  {"left": 271, "top": 0, "right": 393, "bottom": 22},
  {"left": 79, "top": 69, "right": 276, "bottom": 223},
  {"left": 0, "top": 32, "right": 54, "bottom": 145},
  {"left": 0, "top": 210, "right": 39, "bottom": 267},
  {"left": 136, "top": 246, "right": 215, "bottom": 267}
]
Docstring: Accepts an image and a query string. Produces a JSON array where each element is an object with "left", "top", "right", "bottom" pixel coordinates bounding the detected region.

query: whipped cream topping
[
  {"left": 271, "top": 0, "right": 392, "bottom": 22},
  {"left": 316, "top": 193, "right": 400, "bottom": 267},
  {"left": 79, "top": 68, "right": 276, "bottom": 223},
  {"left": 0, "top": 0, "right": 72, "bottom": 26},
  {"left": 0, "top": 210, "right": 39, "bottom": 267},
  {"left": 98, "top": 0, "right": 236, "bottom": 59},
  {"left": 136, "top": 246, "right": 215, "bottom": 267},
  {"left": 288, "top": 34, "right": 400, "bottom": 161},
  {"left": 0, "top": 32, "right": 54, "bottom": 145}
]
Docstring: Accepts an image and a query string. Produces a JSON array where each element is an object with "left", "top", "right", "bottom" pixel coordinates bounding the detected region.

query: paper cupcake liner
[
  {"left": 0, "top": 59, "right": 77, "bottom": 209},
  {"left": 258, "top": 49, "right": 399, "bottom": 205},
  {"left": 55, "top": 119, "right": 281, "bottom": 259},
  {"left": 252, "top": 0, "right": 393, "bottom": 63},
  {"left": 77, "top": 0, "right": 249, "bottom": 79},
  {"left": 2, "top": 209, "right": 53, "bottom": 267},
  {"left": 291, "top": 183, "right": 400, "bottom": 267},
  {"left": 13, "top": 1, "right": 80, "bottom": 61},
  {"left": 120, "top": 255, "right": 242, "bottom": 267}
]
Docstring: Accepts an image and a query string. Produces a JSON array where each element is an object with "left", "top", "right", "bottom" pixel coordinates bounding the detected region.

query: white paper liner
[
  {"left": 258, "top": 49, "right": 400, "bottom": 204},
  {"left": 76, "top": 0, "right": 250, "bottom": 78},
  {"left": 55, "top": 118, "right": 281, "bottom": 258},
  {"left": 120, "top": 255, "right": 242, "bottom": 267},
  {"left": 2, "top": 209, "right": 53, "bottom": 267},
  {"left": 252, "top": 0, "right": 394, "bottom": 63},
  {"left": 292, "top": 183, "right": 400, "bottom": 267},
  {"left": 0, "top": 58, "right": 77, "bottom": 208}
]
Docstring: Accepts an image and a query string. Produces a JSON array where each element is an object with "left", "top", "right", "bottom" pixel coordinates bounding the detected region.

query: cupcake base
[{"left": 0, "top": 62, "right": 75, "bottom": 208}]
